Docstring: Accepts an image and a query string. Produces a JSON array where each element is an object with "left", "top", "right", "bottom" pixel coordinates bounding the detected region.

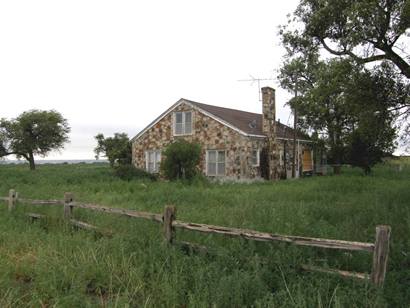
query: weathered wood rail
[
  {"left": 2, "top": 189, "right": 391, "bottom": 287},
  {"left": 172, "top": 220, "right": 375, "bottom": 252}
]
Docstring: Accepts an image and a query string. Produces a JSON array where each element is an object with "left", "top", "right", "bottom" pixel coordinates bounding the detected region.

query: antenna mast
[{"left": 238, "top": 75, "right": 275, "bottom": 101}]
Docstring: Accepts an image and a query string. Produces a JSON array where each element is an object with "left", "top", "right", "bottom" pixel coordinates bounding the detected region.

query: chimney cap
[{"left": 261, "top": 86, "right": 275, "bottom": 92}]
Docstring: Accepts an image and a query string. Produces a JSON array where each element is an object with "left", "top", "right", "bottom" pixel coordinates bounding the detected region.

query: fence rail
[
  {"left": 2, "top": 189, "right": 391, "bottom": 287},
  {"left": 172, "top": 220, "right": 375, "bottom": 252},
  {"left": 70, "top": 202, "right": 163, "bottom": 223}
]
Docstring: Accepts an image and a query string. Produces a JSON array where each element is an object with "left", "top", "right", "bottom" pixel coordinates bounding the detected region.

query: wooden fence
[{"left": 1, "top": 189, "right": 391, "bottom": 287}]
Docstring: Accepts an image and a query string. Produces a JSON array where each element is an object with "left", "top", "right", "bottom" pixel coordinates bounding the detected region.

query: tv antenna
[{"left": 238, "top": 74, "right": 275, "bottom": 101}]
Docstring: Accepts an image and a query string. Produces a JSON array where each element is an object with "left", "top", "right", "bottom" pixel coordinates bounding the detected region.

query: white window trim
[
  {"left": 173, "top": 111, "right": 193, "bottom": 136},
  {"left": 145, "top": 150, "right": 161, "bottom": 173},
  {"left": 251, "top": 149, "right": 260, "bottom": 167},
  {"left": 206, "top": 150, "right": 226, "bottom": 176}
]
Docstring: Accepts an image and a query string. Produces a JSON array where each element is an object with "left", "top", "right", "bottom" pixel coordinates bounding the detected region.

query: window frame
[
  {"left": 173, "top": 111, "right": 193, "bottom": 136},
  {"left": 206, "top": 150, "right": 226, "bottom": 176},
  {"left": 251, "top": 149, "right": 260, "bottom": 167},
  {"left": 145, "top": 150, "right": 162, "bottom": 173}
]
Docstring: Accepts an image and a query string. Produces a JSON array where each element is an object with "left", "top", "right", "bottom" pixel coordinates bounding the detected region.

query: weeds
[{"left": 0, "top": 162, "right": 408, "bottom": 306}]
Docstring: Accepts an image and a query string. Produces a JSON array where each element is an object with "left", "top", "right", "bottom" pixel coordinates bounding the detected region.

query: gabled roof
[{"left": 132, "top": 98, "right": 310, "bottom": 142}]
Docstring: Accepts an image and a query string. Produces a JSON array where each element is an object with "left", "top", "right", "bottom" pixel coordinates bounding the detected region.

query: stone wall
[{"left": 132, "top": 102, "right": 266, "bottom": 179}]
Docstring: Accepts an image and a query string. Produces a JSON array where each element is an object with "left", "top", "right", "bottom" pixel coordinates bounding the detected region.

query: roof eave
[{"left": 131, "top": 98, "right": 312, "bottom": 143}]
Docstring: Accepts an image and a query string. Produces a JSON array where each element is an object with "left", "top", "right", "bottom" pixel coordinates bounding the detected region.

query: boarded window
[{"left": 302, "top": 149, "right": 313, "bottom": 172}]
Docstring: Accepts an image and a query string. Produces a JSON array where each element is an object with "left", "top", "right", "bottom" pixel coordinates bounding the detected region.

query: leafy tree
[
  {"left": 161, "top": 140, "right": 201, "bottom": 180},
  {"left": 281, "top": 0, "right": 410, "bottom": 78},
  {"left": 0, "top": 110, "right": 70, "bottom": 170},
  {"left": 279, "top": 0, "right": 410, "bottom": 167},
  {"left": 346, "top": 63, "right": 398, "bottom": 173},
  {"left": 280, "top": 58, "right": 357, "bottom": 168},
  {"left": 279, "top": 58, "right": 406, "bottom": 173},
  {"left": 94, "top": 133, "right": 132, "bottom": 167},
  {"left": 348, "top": 130, "right": 395, "bottom": 174}
]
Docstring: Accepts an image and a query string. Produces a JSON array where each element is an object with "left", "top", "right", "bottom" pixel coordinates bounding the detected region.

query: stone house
[{"left": 132, "top": 87, "right": 323, "bottom": 180}]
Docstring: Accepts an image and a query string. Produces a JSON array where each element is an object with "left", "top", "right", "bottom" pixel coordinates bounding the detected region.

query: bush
[
  {"left": 114, "top": 164, "right": 157, "bottom": 181},
  {"left": 161, "top": 140, "right": 201, "bottom": 180}
]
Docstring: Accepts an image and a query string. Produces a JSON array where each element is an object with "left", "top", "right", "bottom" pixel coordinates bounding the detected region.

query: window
[
  {"left": 145, "top": 150, "right": 161, "bottom": 173},
  {"left": 206, "top": 150, "right": 226, "bottom": 176},
  {"left": 174, "top": 111, "right": 192, "bottom": 135},
  {"left": 251, "top": 149, "right": 260, "bottom": 167}
]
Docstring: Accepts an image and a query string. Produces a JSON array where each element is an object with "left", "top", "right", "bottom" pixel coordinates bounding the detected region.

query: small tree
[
  {"left": 347, "top": 112, "right": 396, "bottom": 174},
  {"left": 94, "top": 133, "right": 132, "bottom": 167},
  {"left": 348, "top": 132, "right": 380, "bottom": 174},
  {"left": 0, "top": 110, "right": 70, "bottom": 170},
  {"left": 161, "top": 140, "right": 201, "bottom": 180}
]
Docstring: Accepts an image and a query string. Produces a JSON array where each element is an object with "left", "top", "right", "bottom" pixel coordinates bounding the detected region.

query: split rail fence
[{"left": 1, "top": 189, "right": 391, "bottom": 287}]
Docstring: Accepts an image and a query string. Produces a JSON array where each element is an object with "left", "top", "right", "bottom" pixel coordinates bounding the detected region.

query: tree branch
[
  {"left": 384, "top": 47, "right": 410, "bottom": 78},
  {"left": 387, "top": 104, "right": 410, "bottom": 113},
  {"left": 319, "top": 37, "right": 410, "bottom": 78},
  {"left": 319, "top": 38, "right": 387, "bottom": 63},
  {"left": 0, "top": 151, "right": 24, "bottom": 157}
]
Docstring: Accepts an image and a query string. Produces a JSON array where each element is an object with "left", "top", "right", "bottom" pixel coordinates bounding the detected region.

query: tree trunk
[{"left": 28, "top": 152, "right": 35, "bottom": 170}]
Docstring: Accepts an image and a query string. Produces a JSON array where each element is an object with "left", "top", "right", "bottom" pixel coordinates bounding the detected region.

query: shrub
[
  {"left": 161, "top": 140, "right": 201, "bottom": 180},
  {"left": 114, "top": 164, "right": 157, "bottom": 181}
]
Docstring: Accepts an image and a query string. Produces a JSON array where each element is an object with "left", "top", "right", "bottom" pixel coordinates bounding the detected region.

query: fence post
[
  {"left": 8, "top": 189, "right": 17, "bottom": 212},
  {"left": 163, "top": 205, "right": 176, "bottom": 244},
  {"left": 64, "top": 192, "right": 74, "bottom": 220},
  {"left": 371, "top": 225, "right": 391, "bottom": 287}
]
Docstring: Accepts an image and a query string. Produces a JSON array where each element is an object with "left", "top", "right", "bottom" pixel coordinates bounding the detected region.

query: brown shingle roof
[{"left": 185, "top": 99, "right": 309, "bottom": 140}]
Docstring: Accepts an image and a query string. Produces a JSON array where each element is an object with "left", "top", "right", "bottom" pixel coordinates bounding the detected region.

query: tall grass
[{"left": 0, "top": 161, "right": 409, "bottom": 307}]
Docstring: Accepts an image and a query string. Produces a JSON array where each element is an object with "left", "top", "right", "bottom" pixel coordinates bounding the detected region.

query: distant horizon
[{"left": 1, "top": 158, "right": 108, "bottom": 163}]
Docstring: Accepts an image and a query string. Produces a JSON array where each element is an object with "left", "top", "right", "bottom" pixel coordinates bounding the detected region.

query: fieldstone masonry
[
  {"left": 132, "top": 87, "right": 314, "bottom": 180},
  {"left": 133, "top": 103, "right": 267, "bottom": 179},
  {"left": 261, "top": 87, "right": 280, "bottom": 180}
]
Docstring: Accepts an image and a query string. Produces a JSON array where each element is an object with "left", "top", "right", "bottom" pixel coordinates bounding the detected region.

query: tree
[
  {"left": 281, "top": 0, "right": 410, "bottom": 78},
  {"left": 0, "top": 110, "right": 70, "bottom": 170},
  {"left": 161, "top": 140, "right": 201, "bottom": 180},
  {"left": 346, "top": 63, "right": 399, "bottom": 173},
  {"left": 279, "top": 0, "right": 410, "bottom": 165},
  {"left": 348, "top": 129, "right": 395, "bottom": 174},
  {"left": 94, "top": 133, "right": 132, "bottom": 167},
  {"left": 279, "top": 58, "right": 405, "bottom": 173},
  {"left": 280, "top": 58, "right": 357, "bottom": 168}
]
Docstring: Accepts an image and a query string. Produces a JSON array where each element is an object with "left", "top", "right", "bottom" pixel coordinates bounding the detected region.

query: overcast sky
[{"left": 5, "top": 1, "right": 403, "bottom": 160}]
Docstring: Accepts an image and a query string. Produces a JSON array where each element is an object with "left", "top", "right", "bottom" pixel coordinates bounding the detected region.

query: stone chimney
[
  {"left": 262, "top": 87, "right": 275, "bottom": 134},
  {"left": 261, "top": 87, "right": 279, "bottom": 180}
]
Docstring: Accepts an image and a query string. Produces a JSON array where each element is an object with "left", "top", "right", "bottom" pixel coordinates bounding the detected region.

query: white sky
[
  {"left": 1, "top": 1, "right": 405, "bottom": 160},
  {"left": 0, "top": 1, "right": 300, "bottom": 160}
]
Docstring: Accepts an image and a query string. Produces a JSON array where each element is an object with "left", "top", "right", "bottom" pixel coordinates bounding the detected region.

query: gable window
[
  {"left": 145, "top": 150, "right": 161, "bottom": 173},
  {"left": 174, "top": 111, "right": 192, "bottom": 135},
  {"left": 207, "top": 150, "right": 225, "bottom": 176},
  {"left": 251, "top": 149, "right": 260, "bottom": 167}
]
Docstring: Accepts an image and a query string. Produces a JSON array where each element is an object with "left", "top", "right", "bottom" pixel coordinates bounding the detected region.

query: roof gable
[{"left": 132, "top": 98, "right": 310, "bottom": 142}]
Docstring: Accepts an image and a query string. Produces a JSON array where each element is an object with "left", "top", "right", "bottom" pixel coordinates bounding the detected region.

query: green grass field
[{"left": 0, "top": 161, "right": 409, "bottom": 307}]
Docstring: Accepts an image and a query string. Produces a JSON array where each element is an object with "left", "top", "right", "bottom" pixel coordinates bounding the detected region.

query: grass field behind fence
[{"left": 0, "top": 161, "right": 409, "bottom": 307}]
